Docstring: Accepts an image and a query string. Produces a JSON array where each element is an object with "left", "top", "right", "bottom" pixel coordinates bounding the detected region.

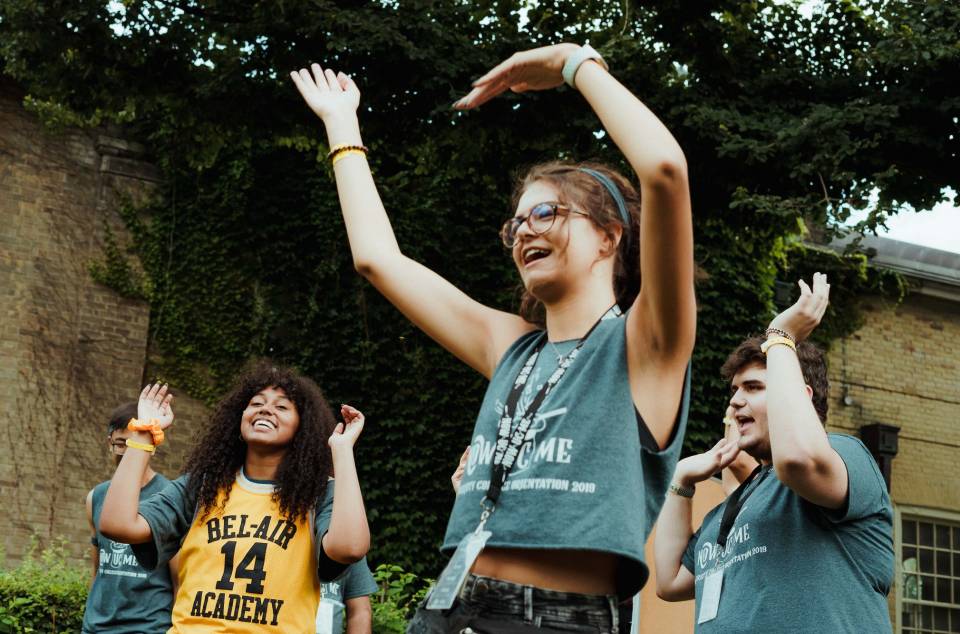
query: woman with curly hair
[
  {"left": 291, "top": 41, "right": 695, "bottom": 633},
  {"left": 100, "top": 363, "right": 369, "bottom": 633}
]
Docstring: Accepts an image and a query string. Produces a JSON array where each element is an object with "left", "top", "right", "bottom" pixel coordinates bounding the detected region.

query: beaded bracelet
[
  {"left": 331, "top": 148, "right": 368, "bottom": 166},
  {"left": 327, "top": 144, "right": 368, "bottom": 160},
  {"left": 764, "top": 327, "right": 796, "bottom": 343}
]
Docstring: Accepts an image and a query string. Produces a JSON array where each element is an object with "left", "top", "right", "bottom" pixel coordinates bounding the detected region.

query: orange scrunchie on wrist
[{"left": 127, "top": 418, "right": 165, "bottom": 446}]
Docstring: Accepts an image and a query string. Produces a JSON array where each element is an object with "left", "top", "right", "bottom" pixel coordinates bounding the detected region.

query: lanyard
[
  {"left": 716, "top": 464, "right": 770, "bottom": 548},
  {"left": 481, "top": 305, "right": 622, "bottom": 521}
]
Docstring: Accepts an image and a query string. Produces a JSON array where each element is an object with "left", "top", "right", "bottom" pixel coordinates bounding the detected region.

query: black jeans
[{"left": 407, "top": 574, "right": 619, "bottom": 634}]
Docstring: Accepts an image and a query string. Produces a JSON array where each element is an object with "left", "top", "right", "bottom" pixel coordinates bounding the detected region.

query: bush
[
  {"left": 371, "top": 564, "right": 432, "bottom": 633},
  {"left": 0, "top": 540, "right": 87, "bottom": 633},
  {"left": 0, "top": 543, "right": 428, "bottom": 633}
]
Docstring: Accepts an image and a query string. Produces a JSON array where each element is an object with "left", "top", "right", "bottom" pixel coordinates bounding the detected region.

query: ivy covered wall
[{"left": 1, "top": 0, "right": 954, "bottom": 573}]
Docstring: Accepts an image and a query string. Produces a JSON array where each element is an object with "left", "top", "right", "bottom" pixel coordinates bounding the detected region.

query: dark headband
[{"left": 577, "top": 168, "right": 631, "bottom": 226}]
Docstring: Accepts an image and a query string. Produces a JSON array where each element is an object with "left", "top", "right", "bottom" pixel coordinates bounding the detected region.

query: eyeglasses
[{"left": 500, "top": 202, "right": 591, "bottom": 248}]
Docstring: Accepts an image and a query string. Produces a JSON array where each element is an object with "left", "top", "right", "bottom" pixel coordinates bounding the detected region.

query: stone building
[
  {"left": 825, "top": 236, "right": 960, "bottom": 634},
  {"left": 0, "top": 79, "right": 194, "bottom": 564}
]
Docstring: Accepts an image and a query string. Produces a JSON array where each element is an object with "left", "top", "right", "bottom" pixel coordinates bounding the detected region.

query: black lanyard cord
[
  {"left": 716, "top": 464, "right": 770, "bottom": 548},
  {"left": 484, "top": 305, "right": 621, "bottom": 507}
]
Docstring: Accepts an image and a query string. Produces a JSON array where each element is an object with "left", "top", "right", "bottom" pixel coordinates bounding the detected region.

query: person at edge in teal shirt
[
  {"left": 82, "top": 402, "right": 179, "bottom": 634},
  {"left": 654, "top": 274, "right": 894, "bottom": 633},
  {"left": 315, "top": 558, "right": 378, "bottom": 634}
]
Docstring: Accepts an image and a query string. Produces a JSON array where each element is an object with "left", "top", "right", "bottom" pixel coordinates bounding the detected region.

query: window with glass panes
[{"left": 901, "top": 515, "right": 960, "bottom": 633}]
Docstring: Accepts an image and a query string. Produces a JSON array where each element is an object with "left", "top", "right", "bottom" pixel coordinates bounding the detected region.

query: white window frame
[{"left": 895, "top": 504, "right": 960, "bottom": 634}]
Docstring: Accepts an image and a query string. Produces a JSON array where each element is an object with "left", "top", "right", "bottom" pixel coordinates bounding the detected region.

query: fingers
[
  {"left": 472, "top": 54, "right": 517, "bottom": 87},
  {"left": 713, "top": 436, "right": 741, "bottom": 470},
  {"left": 333, "top": 422, "right": 344, "bottom": 435},
  {"left": 458, "top": 446, "right": 470, "bottom": 467},
  {"left": 324, "top": 68, "right": 342, "bottom": 93},
  {"left": 309, "top": 64, "right": 329, "bottom": 91}
]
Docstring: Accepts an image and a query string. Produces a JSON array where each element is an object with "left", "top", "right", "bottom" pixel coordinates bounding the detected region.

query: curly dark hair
[
  {"left": 720, "top": 335, "right": 829, "bottom": 423},
  {"left": 510, "top": 161, "right": 642, "bottom": 326},
  {"left": 182, "top": 361, "right": 337, "bottom": 523}
]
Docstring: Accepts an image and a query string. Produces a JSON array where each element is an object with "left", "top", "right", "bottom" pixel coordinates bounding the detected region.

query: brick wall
[
  {"left": 825, "top": 292, "right": 960, "bottom": 627},
  {"left": 826, "top": 293, "right": 960, "bottom": 509},
  {"left": 0, "top": 82, "right": 195, "bottom": 564}
]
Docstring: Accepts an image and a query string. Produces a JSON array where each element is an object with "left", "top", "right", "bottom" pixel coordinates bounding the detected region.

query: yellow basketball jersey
[{"left": 170, "top": 472, "right": 321, "bottom": 633}]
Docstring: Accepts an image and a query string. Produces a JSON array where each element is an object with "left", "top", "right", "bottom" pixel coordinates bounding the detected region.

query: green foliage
[
  {"left": 0, "top": 541, "right": 87, "bottom": 633},
  {"left": 371, "top": 564, "right": 431, "bottom": 633},
  {"left": 88, "top": 217, "right": 151, "bottom": 301},
  {"left": 1, "top": 0, "right": 954, "bottom": 573},
  {"left": 0, "top": 544, "right": 431, "bottom": 632}
]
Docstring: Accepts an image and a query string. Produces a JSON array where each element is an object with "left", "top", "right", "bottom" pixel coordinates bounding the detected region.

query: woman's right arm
[
  {"left": 100, "top": 384, "right": 173, "bottom": 543},
  {"left": 290, "top": 66, "right": 533, "bottom": 378}
]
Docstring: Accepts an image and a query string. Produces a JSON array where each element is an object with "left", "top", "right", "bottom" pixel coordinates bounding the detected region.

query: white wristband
[{"left": 561, "top": 44, "right": 608, "bottom": 89}]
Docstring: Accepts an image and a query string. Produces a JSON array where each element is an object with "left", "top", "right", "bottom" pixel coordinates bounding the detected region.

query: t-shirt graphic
[{"left": 682, "top": 434, "right": 894, "bottom": 633}]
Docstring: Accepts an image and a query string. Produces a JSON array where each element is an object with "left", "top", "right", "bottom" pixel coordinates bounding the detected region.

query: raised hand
[
  {"left": 290, "top": 63, "right": 361, "bottom": 123},
  {"left": 137, "top": 383, "right": 174, "bottom": 429},
  {"left": 451, "top": 446, "right": 470, "bottom": 494},
  {"left": 453, "top": 43, "right": 581, "bottom": 110},
  {"left": 329, "top": 404, "right": 365, "bottom": 451},
  {"left": 674, "top": 438, "right": 741, "bottom": 487},
  {"left": 767, "top": 273, "right": 830, "bottom": 342}
]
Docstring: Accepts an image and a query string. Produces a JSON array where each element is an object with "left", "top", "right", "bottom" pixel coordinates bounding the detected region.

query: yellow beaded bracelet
[
  {"left": 327, "top": 143, "right": 368, "bottom": 160},
  {"left": 331, "top": 148, "right": 368, "bottom": 166},
  {"left": 760, "top": 335, "right": 797, "bottom": 354},
  {"left": 125, "top": 438, "right": 156, "bottom": 454}
]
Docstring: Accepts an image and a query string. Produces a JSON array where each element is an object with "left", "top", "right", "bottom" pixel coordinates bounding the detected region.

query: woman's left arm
[
  {"left": 577, "top": 53, "right": 696, "bottom": 449},
  {"left": 573, "top": 60, "right": 695, "bottom": 364}
]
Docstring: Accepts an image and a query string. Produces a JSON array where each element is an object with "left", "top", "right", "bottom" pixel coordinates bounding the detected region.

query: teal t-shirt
[
  {"left": 443, "top": 314, "right": 690, "bottom": 597},
  {"left": 682, "top": 434, "right": 894, "bottom": 633},
  {"left": 82, "top": 474, "right": 173, "bottom": 634},
  {"left": 315, "top": 558, "right": 378, "bottom": 633}
]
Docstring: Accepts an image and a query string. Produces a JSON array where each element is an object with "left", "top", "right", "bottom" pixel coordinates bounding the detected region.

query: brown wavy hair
[
  {"left": 510, "top": 161, "right": 641, "bottom": 326},
  {"left": 182, "top": 361, "right": 337, "bottom": 522}
]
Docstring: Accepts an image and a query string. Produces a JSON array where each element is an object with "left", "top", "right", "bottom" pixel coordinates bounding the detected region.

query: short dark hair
[
  {"left": 107, "top": 402, "right": 138, "bottom": 435},
  {"left": 720, "top": 335, "right": 829, "bottom": 423}
]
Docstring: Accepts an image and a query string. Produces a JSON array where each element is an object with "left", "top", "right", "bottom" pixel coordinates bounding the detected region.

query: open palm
[
  {"left": 290, "top": 64, "right": 360, "bottom": 122},
  {"left": 137, "top": 383, "right": 174, "bottom": 430}
]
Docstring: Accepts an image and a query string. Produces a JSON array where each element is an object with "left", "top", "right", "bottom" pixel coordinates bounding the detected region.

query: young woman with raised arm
[
  {"left": 99, "top": 364, "right": 370, "bottom": 633},
  {"left": 292, "top": 42, "right": 695, "bottom": 633}
]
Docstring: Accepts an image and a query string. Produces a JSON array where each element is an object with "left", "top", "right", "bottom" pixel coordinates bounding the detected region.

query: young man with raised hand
[
  {"left": 653, "top": 273, "right": 894, "bottom": 633},
  {"left": 82, "top": 402, "right": 178, "bottom": 634}
]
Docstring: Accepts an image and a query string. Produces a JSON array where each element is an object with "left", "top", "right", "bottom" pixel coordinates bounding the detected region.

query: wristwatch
[
  {"left": 669, "top": 482, "right": 695, "bottom": 498},
  {"left": 562, "top": 44, "right": 608, "bottom": 89}
]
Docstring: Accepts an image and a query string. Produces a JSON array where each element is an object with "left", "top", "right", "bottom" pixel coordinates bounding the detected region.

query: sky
[{"left": 847, "top": 189, "right": 960, "bottom": 254}]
